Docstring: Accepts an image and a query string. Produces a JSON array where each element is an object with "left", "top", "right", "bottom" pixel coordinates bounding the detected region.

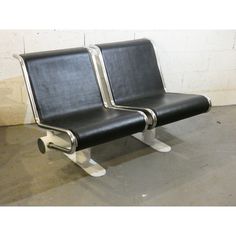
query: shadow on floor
[
  {"left": 0, "top": 124, "right": 183, "bottom": 205},
  {"left": 1, "top": 106, "right": 236, "bottom": 206}
]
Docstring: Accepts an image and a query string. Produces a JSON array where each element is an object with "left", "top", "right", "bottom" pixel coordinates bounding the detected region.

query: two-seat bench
[
  {"left": 94, "top": 39, "right": 211, "bottom": 128},
  {"left": 14, "top": 38, "right": 211, "bottom": 177}
]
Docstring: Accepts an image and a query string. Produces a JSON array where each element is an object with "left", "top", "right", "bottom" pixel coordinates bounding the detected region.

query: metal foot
[
  {"left": 132, "top": 129, "right": 171, "bottom": 153},
  {"left": 38, "top": 131, "right": 106, "bottom": 177},
  {"left": 64, "top": 149, "right": 106, "bottom": 177}
]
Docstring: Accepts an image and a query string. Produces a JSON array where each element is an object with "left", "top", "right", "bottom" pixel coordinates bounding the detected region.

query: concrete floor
[{"left": 0, "top": 106, "right": 236, "bottom": 206}]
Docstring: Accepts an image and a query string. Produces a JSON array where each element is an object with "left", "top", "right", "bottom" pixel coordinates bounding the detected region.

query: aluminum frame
[
  {"left": 89, "top": 38, "right": 212, "bottom": 129},
  {"left": 13, "top": 54, "right": 78, "bottom": 154},
  {"left": 88, "top": 47, "right": 150, "bottom": 130},
  {"left": 14, "top": 40, "right": 211, "bottom": 155},
  {"left": 14, "top": 49, "right": 148, "bottom": 177},
  {"left": 14, "top": 49, "right": 149, "bottom": 154},
  {"left": 88, "top": 45, "right": 157, "bottom": 129}
]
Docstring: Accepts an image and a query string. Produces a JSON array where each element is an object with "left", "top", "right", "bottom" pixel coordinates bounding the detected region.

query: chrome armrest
[
  {"left": 37, "top": 122, "right": 78, "bottom": 154},
  {"left": 88, "top": 46, "right": 157, "bottom": 130},
  {"left": 13, "top": 54, "right": 78, "bottom": 154},
  {"left": 110, "top": 105, "right": 157, "bottom": 129},
  {"left": 106, "top": 106, "right": 149, "bottom": 130}
]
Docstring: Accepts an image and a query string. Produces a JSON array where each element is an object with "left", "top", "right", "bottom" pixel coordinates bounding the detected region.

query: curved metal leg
[
  {"left": 132, "top": 129, "right": 171, "bottom": 153},
  {"left": 38, "top": 131, "right": 106, "bottom": 177},
  {"left": 64, "top": 149, "right": 106, "bottom": 177}
]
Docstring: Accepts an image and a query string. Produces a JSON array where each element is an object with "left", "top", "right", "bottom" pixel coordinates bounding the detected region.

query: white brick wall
[
  {"left": 84, "top": 30, "right": 135, "bottom": 45},
  {"left": 208, "top": 50, "right": 236, "bottom": 71},
  {"left": 23, "top": 30, "right": 85, "bottom": 52},
  {"left": 136, "top": 30, "right": 236, "bottom": 51},
  {"left": 158, "top": 51, "right": 209, "bottom": 74},
  {"left": 0, "top": 31, "right": 24, "bottom": 80},
  {"left": 136, "top": 30, "right": 236, "bottom": 105},
  {"left": 0, "top": 30, "right": 236, "bottom": 126}
]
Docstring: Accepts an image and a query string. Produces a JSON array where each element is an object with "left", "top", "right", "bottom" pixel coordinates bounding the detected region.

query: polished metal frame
[
  {"left": 89, "top": 43, "right": 172, "bottom": 152},
  {"left": 88, "top": 47, "right": 149, "bottom": 130},
  {"left": 14, "top": 53, "right": 107, "bottom": 176},
  {"left": 14, "top": 49, "right": 149, "bottom": 155},
  {"left": 89, "top": 38, "right": 212, "bottom": 129},
  {"left": 14, "top": 39, "right": 212, "bottom": 166},
  {"left": 88, "top": 45, "right": 157, "bottom": 129},
  {"left": 13, "top": 54, "right": 77, "bottom": 154},
  {"left": 207, "top": 98, "right": 212, "bottom": 111},
  {"left": 14, "top": 49, "right": 149, "bottom": 177},
  {"left": 88, "top": 38, "right": 212, "bottom": 153}
]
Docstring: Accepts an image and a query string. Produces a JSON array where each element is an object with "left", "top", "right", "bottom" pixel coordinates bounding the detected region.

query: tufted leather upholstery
[
  {"left": 21, "top": 48, "right": 146, "bottom": 150},
  {"left": 97, "top": 39, "right": 210, "bottom": 127}
]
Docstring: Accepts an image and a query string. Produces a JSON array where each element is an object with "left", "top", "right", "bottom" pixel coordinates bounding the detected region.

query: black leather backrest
[
  {"left": 22, "top": 48, "right": 103, "bottom": 122},
  {"left": 97, "top": 39, "right": 164, "bottom": 104}
]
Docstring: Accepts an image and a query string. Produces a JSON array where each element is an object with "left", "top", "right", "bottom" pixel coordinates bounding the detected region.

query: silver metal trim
[
  {"left": 38, "top": 123, "right": 77, "bottom": 154},
  {"left": 88, "top": 46, "right": 149, "bottom": 130},
  {"left": 13, "top": 54, "right": 40, "bottom": 122},
  {"left": 13, "top": 54, "right": 78, "bottom": 154},
  {"left": 204, "top": 95, "right": 212, "bottom": 112},
  {"left": 87, "top": 47, "right": 112, "bottom": 107},
  {"left": 112, "top": 105, "right": 155, "bottom": 129},
  {"left": 88, "top": 46, "right": 116, "bottom": 106},
  {"left": 109, "top": 106, "right": 149, "bottom": 130},
  {"left": 88, "top": 45, "right": 157, "bottom": 129}
]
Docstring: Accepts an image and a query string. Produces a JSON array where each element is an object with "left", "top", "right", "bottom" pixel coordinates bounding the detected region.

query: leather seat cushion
[
  {"left": 44, "top": 107, "right": 146, "bottom": 150},
  {"left": 117, "top": 92, "right": 210, "bottom": 126}
]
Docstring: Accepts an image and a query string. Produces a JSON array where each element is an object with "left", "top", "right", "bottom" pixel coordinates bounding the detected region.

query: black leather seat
[
  {"left": 21, "top": 48, "right": 146, "bottom": 150},
  {"left": 97, "top": 39, "right": 211, "bottom": 127},
  {"left": 43, "top": 107, "right": 145, "bottom": 150}
]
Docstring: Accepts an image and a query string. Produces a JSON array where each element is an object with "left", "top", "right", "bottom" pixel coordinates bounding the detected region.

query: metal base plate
[
  {"left": 64, "top": 149, "right": 106, "bottom": 177},
  {"left": 133, "top": 130, "right": 171, "bottom": 153}
]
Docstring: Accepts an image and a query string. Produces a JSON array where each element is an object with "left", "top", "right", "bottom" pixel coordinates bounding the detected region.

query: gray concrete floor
[{"left": 0, "top": 106, "right": 236, "bottom": 206}]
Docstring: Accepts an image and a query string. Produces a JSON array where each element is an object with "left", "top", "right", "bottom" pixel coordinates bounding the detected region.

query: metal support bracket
[
  {"left": 38, "top": 131, "right": 106, "bottom": 177},
  {"left": 132, "top": 129, "right": 171, "bottom": 152},
  {"left": 64, "top": 149, "right": 106, "bottom": 177}
]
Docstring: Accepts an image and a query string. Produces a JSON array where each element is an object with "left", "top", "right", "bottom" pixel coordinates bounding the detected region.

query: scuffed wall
[{"left": 0, "top": 30, "right": 236, "bottom": 126}]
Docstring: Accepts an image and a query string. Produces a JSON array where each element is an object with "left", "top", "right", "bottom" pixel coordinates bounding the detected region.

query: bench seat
[
  {"left": 96, "top": 39, "right": 211, "bottom": 128},
  {"left": 44, "top": 107, "right": 146, "bottom": 150},
  {"left": 19, "top": 47, "right": 147, "bottom": 151},
  {"left": 116, "top": 92, "right": 209, "bottom": 126}
]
